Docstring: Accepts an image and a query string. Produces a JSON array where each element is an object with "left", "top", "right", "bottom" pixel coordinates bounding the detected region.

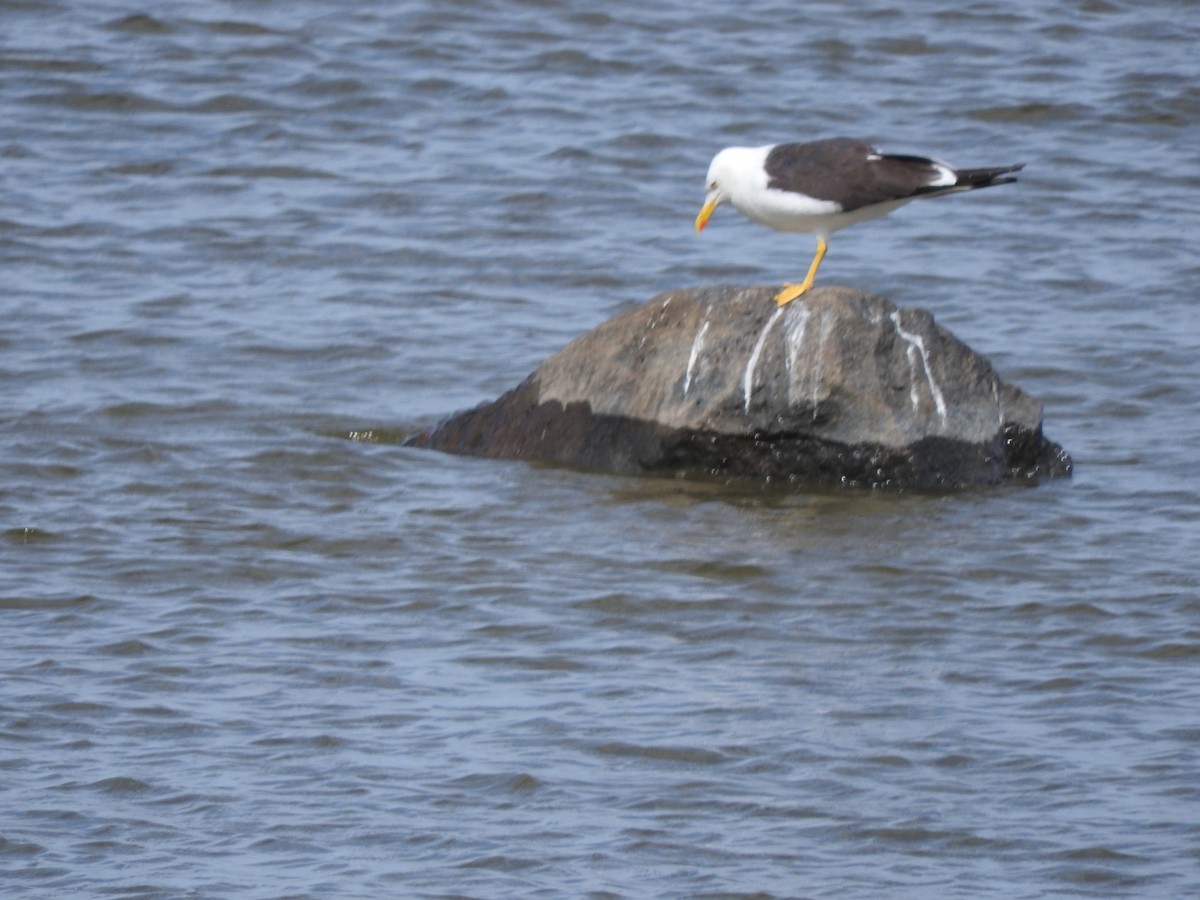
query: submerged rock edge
[{"left": 406, "top": 375, "right": 1073, "bottom": 490}]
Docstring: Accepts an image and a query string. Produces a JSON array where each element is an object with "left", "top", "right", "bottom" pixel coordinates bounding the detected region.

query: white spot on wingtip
[
  {"left": 744, "top": 307, "right": 784, "bottom": 415},
  {"left": 890, "top": 311, "right": 947, "bottom": 425},
  {"left": 933, "top": 162, "right": 956, "bottom": 187},
  {"left": 683, "top": 319, "right": 710, "bottom": 397}
]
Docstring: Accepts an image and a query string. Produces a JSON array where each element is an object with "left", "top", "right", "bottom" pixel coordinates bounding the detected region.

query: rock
[{"left": 407, "top": 285, "right": 1072, "bottom": 489}]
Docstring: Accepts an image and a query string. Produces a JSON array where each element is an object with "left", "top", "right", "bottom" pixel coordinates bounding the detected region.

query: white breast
[{"left": 716, "top": 145, "right": 839, "bottom": 235}]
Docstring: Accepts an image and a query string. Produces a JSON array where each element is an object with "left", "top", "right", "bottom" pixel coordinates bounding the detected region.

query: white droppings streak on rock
[
  {"left": 811, "top": 310, "right": 835, "bottom": 414},
  {"left": 744, "top": 307, "right": 784, "bottom": 414},
  {"left": 641, "top": 295, "right": 675, "bottom": 348},
  {"left": 683, "top": 319, "right": 710, "bottom": 397},
  {"left": 890, "top": 310, "right": 948, "bottom": 424},
  {"left": 782, "top": 305, "right": 810, "bottom": 406}
]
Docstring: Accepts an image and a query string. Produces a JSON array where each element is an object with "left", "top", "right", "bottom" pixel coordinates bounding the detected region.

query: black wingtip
[{"left": 955, "top": 163, "right": 1025, "bottom": 189}]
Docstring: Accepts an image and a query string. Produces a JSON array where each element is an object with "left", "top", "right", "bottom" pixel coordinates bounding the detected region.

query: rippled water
[{"left": 3, "top": 1, "right": 1199, "bottom": 897}]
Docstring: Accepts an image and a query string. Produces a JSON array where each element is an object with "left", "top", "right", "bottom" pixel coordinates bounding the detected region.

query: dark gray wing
[
  {"left": 764, "top": 138, "right": 948, "bottom": 211},
  {"left": 766, "top": 138, "right": 1023, "bottom": 211}
]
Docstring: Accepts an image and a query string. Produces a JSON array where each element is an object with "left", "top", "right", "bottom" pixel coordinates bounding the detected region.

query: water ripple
[{"left": 1, "top": 0, "right": 1198, "bottom": 897}]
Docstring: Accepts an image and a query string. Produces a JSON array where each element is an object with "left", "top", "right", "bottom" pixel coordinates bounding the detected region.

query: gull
[{"left": 695, "top": 137, "right": 1024, "bottom": 306}]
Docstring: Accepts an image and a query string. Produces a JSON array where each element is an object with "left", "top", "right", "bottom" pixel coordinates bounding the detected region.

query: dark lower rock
[{"left": 407, "top": 285, "right": 1072, "bottom": 489}]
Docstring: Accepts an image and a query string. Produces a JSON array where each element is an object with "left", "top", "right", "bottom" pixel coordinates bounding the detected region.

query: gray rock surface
[{"left": 407, "top": 285, "right": 1072, "bottom": 488}]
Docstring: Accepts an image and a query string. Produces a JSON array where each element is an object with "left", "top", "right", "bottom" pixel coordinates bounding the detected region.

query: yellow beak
[{"left": 694, "top": 196, "right": 719, "bottom": 233}]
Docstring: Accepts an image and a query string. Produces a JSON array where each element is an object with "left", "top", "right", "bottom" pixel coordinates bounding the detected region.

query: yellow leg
[{"left": 774, "top": 238, "right": 828, "bottom": 307}]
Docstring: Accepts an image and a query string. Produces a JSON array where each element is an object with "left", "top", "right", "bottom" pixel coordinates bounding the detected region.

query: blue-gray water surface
[{"left": 3, "top": 1, "right": 1199, "bottom": 897}]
